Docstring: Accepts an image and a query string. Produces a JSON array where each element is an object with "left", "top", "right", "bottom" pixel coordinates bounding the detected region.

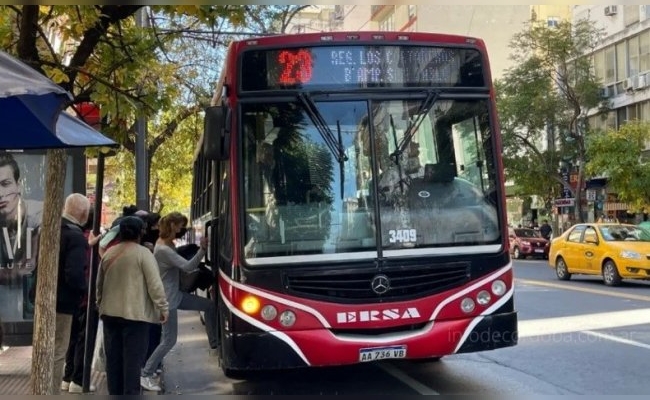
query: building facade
[{"left": 574, "top": 5, "right": 650, "bottom": 220}]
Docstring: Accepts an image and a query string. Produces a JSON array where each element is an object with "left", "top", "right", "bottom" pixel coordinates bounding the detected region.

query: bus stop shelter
[{"left": 0, "top": 49, "right": 117, "bottom": 394}]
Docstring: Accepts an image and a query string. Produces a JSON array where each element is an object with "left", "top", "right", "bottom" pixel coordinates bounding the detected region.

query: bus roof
[{"left": 229, "top": 31, "right": 487, "bottom": 50}]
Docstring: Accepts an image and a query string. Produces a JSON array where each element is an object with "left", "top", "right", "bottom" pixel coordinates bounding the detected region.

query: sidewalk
[
  {"left": 159, "top": 310, "right": 222, "bottom": 395},
  {"left": 0, "top": 310, "right": 220, "bottom": 395}
]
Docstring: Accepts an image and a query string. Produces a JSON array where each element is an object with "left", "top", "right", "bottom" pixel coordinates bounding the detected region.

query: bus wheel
[
  {"left": 602, "top": 260, "right": 622, "bottom": 287},
  {"left": 555, "top": 257, "right": 571, "bottom": 281},
  {"left": 223, "top": 367, "right": 254, "bottom": 380}
]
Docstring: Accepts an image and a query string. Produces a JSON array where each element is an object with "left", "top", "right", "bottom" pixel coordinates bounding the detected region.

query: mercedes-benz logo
[{"left": 370, "top": 274, "right": 391, "bottom": 295}]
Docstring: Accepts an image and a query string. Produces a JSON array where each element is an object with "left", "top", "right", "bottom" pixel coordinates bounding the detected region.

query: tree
[
  {"left": 243, "top": 5, "right": 311, "bottom": 34},
  {"left": 496, "top": 18, "right": 604, "bottom": 223},
  {"left": 99, "top": 6, "right": 309, "bottom": 212},
  {"left": 586, "top": 120, "right": 650, "bottom": 211}
]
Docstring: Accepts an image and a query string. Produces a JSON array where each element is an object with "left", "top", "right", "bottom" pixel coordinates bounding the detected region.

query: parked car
[
  {"left": 508, "top": 227, "right": 549, "bottom": 259},
  {"left": 548, "top": 223, "right": 650, "bottom": 286}
]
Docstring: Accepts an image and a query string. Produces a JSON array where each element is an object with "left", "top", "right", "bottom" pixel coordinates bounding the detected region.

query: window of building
[
  {"left": 640, "top": 31, "right": 650, "bottom": 74},
  {"left": 588, "top": 114, "right": 605, "bottom": 132},
  {"left": 408, "top": 5, "right": 416, "bottom": 19},
  {"left": 379, "top": 14, "right": 394, "bottom": 31},
  {"left": 547, "top": 17, "right": 560, "bottom": 28},
  {"left": 617, "top": 107, "right": 627, "bottom": 128},
  {"left": 629, "top": 35, "right": 640, "bottom": 77},
  {"left": 594, "top": 50, "right": 605, "bottom": 82},
  {"left": 605, "top": 46, "right": 616, "bottom": 85},
  {"left": 627, "top": 103, "right": 639, "bottom": 122},
  {"left": 616, "top": 42, "right": 627, "bottom": 82},
  {"left": 641, "top": 100, "right": 650, "bottom": 120},
  {"left": 606, "top": 110, "right": 617, "bottom": 130}
]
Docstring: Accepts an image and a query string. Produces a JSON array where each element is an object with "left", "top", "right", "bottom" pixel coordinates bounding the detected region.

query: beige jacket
[{"left": 97, "top": 241, "right": 169, "bottom": 323}]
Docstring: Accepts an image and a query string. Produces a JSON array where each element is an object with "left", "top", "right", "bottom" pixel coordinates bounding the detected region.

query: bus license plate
[{"left": 359, "top": 345, "right": 407, "bottom": 362}]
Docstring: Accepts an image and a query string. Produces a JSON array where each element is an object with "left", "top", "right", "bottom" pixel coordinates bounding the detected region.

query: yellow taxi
[{"left": 548, "top": 222, "right": 650, "bottom": 286}]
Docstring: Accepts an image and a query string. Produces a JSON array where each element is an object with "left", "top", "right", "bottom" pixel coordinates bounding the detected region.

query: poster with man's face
[{"left": 0, "top": 151, "right": 73, "bottom": 322}]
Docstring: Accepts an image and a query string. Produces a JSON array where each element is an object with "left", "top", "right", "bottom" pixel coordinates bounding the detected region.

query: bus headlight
[
  {"left": 491, "top": 280, "right": 507, "bottom": 296},
  {"left": 476, "top": 290, "right": 491, "bottom": 306},
  {"left": 241, "top": 295, "right": 260, "bottom": 315},
  {"left": 279, "top": 310, "right": 297, "bottom": 327},
  {"left": 460, "top": 297, "right": 475, "bottom": 313},
  {"left": 260, "top": 305, "right": 278, "bottom": 321}
]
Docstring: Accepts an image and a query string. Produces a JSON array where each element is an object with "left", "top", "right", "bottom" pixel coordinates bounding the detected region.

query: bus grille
[{"left": 284, "top": 262, "right": 470, "bottom": 303}]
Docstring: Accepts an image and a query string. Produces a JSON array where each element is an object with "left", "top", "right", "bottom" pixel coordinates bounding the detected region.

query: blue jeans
[{"left": 142, "top": 292, "right": 218, "bottom": 377}]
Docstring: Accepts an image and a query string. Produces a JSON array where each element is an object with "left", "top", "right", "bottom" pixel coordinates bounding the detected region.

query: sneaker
[
  {"left": 60, "top": 381, "right": 70, "bottom": 391},
  {"left": 140, "top": 376, "right": 162, "bottom": 392},
  {"left": 68, "top": 382, "right": 96, "bottom": 393}
]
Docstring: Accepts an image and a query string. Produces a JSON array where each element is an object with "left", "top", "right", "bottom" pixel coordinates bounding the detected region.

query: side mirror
[{"left": 203, "top": 106, "right": 230, "bottom": 160}]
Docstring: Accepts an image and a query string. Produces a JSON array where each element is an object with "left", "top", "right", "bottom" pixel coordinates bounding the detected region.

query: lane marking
[
  {"left": 582, "top": 330, "right": 650, "bottom": 351},
  {"left": 376, "top": 362, "right": 439, "bottom": 395},
  {"left": 518, "top": 308, "right": 650, "bottom": 338},
  {"left": 516, "top": 278, "right": 650, "bottom": 302}
]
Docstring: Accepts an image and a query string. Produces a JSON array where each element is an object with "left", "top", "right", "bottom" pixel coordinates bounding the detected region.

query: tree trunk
[
  {"left": 29, "top": 149, "right": 67, "bottom": 395},
  {"left": 574, "top": 164, "right": 585, "bottom": 223}
]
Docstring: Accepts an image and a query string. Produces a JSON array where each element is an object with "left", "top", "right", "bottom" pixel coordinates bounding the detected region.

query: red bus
[{"left": 191, "top": 31, "right": 516, "bottom": 378}]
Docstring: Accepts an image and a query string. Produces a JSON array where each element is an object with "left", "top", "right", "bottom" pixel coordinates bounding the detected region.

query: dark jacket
[{"left": 57, "top": 217, "right": 89, "bottom": 314}]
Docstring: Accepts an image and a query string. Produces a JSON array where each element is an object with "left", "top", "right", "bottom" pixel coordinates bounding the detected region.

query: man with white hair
[{"left": 51, "top": 193, "right": 91, "bottom": 394}]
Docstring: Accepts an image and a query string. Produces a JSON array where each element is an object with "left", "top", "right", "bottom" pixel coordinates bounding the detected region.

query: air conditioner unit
[
  {"left": 625, "top": 77, "right": 634, "bottom": 91},
  {"left": 604, "top": 5, "right": 618, "bottom": 16},
  {"left": 599, "top": 87, "right": 610, "bottom": 99},
  {"left": 635, "top": 74, "right": 647, "bottom": 90}
]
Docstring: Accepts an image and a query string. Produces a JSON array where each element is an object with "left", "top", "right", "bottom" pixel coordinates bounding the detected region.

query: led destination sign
[{"left": 241, "top": 45, "right": 485, "bottom": 91}]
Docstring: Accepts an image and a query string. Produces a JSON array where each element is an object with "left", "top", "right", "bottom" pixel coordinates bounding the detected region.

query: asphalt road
[{"left": 166, "top": 259, "right": 650, "bottom": 395}]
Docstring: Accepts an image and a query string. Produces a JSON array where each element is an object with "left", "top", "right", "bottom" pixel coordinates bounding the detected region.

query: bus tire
[{"left": 223, "top": 367, "right": 253, "bottom": 380}]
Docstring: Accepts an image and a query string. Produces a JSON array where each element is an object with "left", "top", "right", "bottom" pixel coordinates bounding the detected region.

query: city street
[
  {"left": 184, "top": 259, "right": 650, "bottom": 395},
  {"left": 5, "top": 259, "right": 648, "bottom": 395}
]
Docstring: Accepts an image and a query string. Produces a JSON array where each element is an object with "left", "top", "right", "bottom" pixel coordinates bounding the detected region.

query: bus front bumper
[{"left": 221, "top": 311, "right": 517, "bottom": 371}]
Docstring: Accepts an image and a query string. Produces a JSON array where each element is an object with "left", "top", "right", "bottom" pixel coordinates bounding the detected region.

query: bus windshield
[{"left": 242, "top": 97, "right": 501, "bottom": 261}]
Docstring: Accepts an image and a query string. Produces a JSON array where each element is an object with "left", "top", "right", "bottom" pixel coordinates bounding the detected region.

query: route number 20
[{"left": 388, "top": 229, "right": 417, "bottom": 243}]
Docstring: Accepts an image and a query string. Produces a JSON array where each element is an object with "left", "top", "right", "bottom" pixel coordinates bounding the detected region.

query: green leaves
[
  {"left": 586, "top": 121, "right": 650, "bottom": 210},
  {"left": 0, "top": 5, "right": 306, "bottom": 215},
  {"left": 497, "top": 18, "right": 604, "bottom": 218}
]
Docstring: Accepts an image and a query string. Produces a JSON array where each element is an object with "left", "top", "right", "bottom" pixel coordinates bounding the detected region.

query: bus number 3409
[{"left": 388, "top": 229, "right": 417, "bottom": 243}]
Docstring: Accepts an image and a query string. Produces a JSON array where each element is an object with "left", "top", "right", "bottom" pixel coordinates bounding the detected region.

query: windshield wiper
[
  {"left": 389, "top": 113, "right": 405, "bottom": 193},
  {"left": 390, "top": 90, "right": 440, "bottom": 161},
  {"left": 297, "top": 92, "right": 348, "bottom": 164}
]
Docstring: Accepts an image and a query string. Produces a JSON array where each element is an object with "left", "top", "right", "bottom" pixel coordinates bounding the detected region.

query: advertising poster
[{"left": 0, "top": 151, "right": 72, "bottom": 323}]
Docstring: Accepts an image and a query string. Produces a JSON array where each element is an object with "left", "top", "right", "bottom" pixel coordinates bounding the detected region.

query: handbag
[{"left": 176, "top": 244, "right": 214, "bottom": 293}]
